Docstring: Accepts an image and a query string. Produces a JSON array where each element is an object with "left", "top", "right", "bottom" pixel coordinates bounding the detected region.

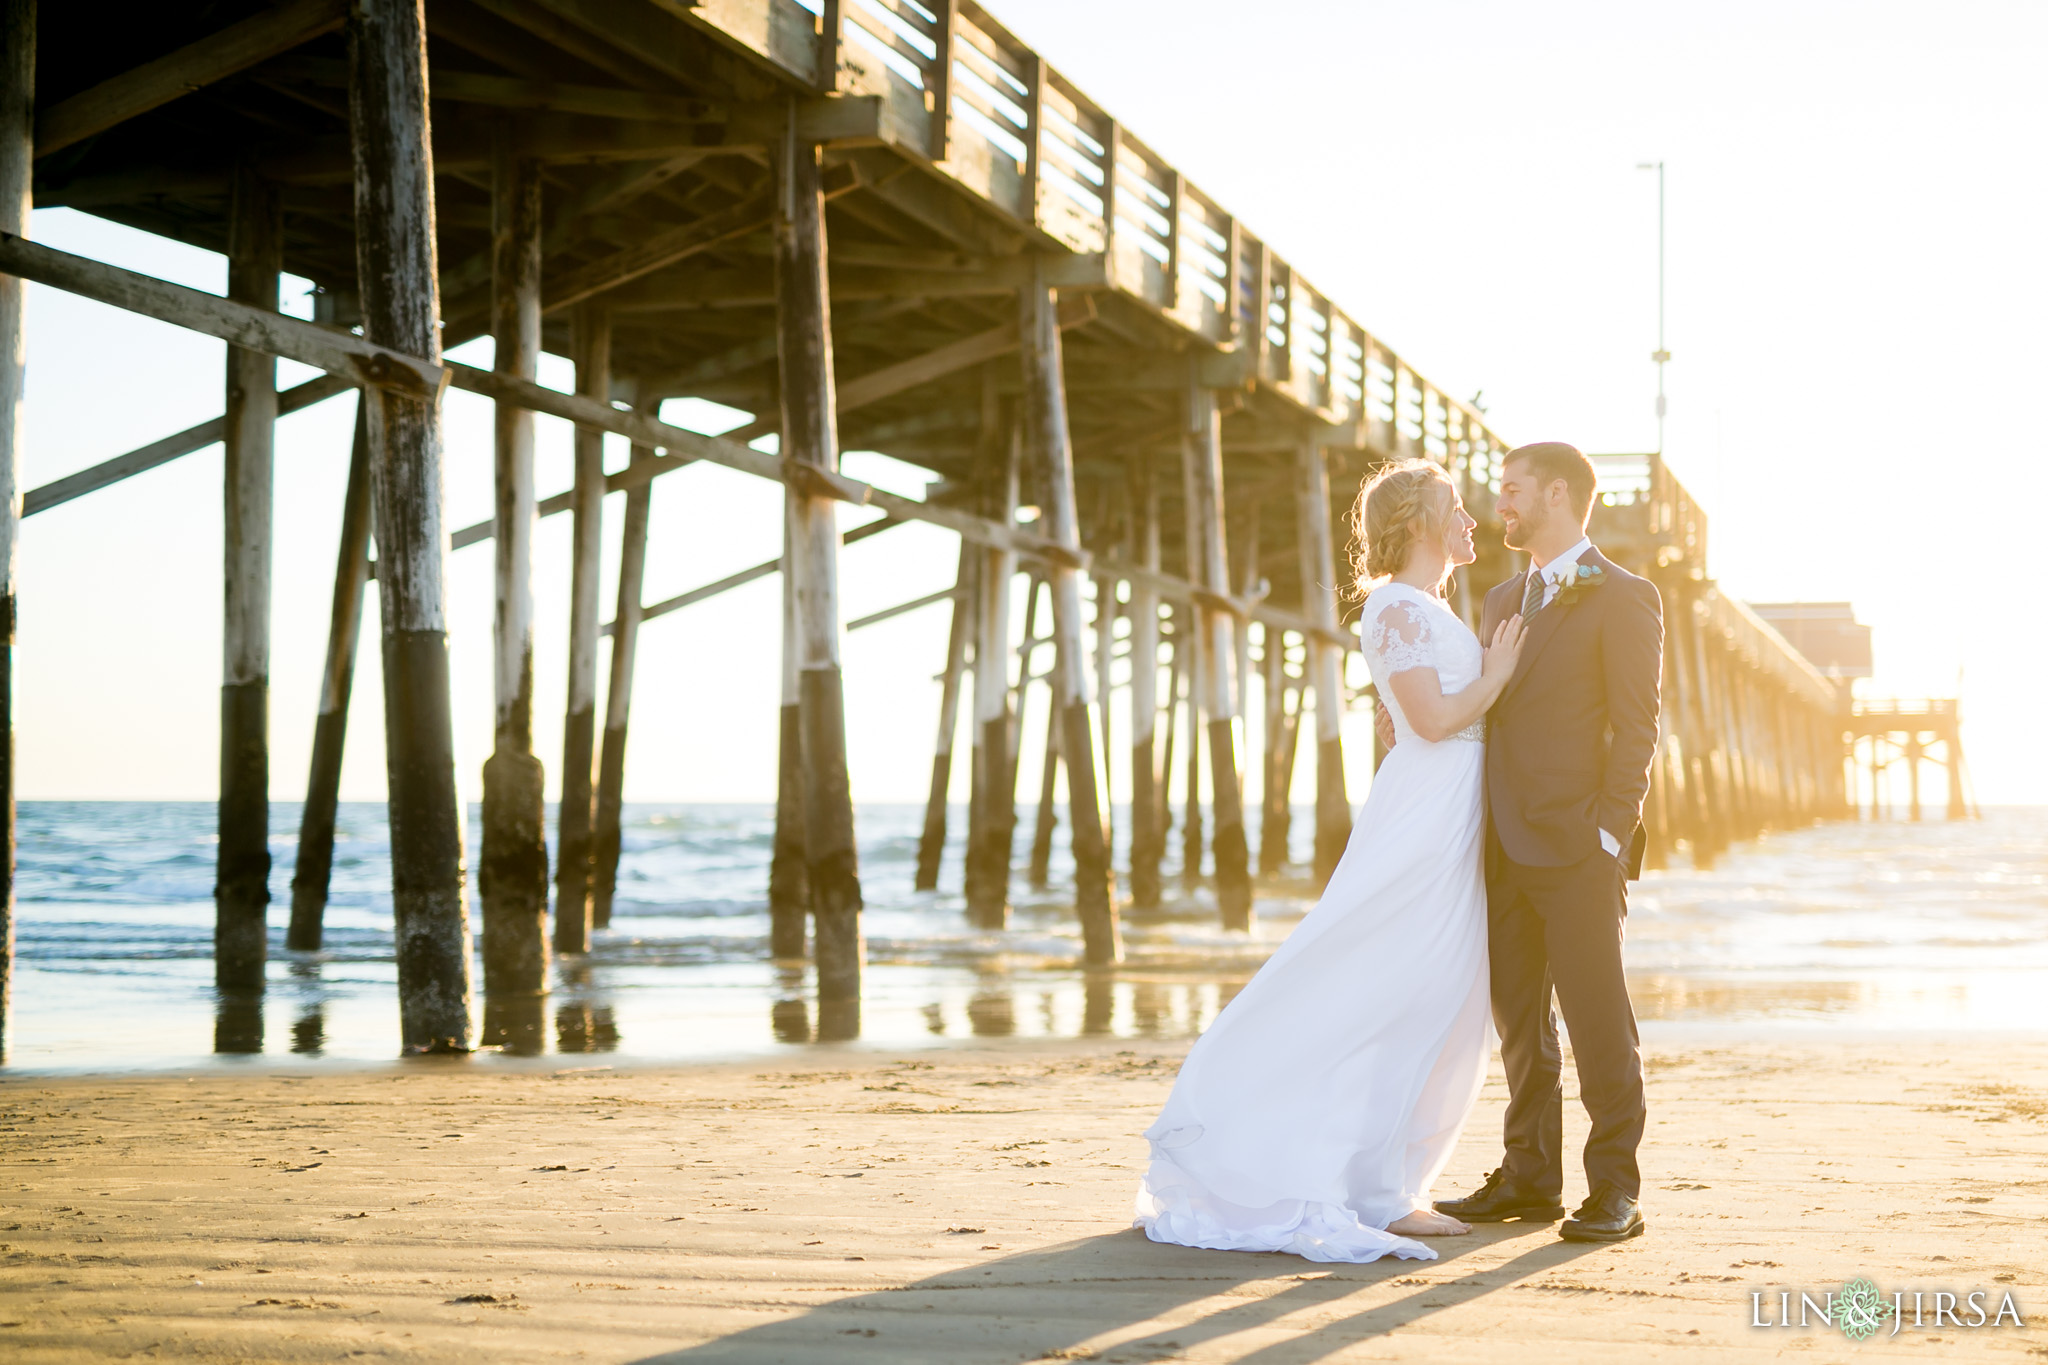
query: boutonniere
[{"left": 1549, "top": 562, "right": 1606, "bottom": 608}]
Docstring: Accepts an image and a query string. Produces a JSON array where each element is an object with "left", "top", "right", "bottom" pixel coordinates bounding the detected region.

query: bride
[{"left": 1133, "top": 459, "right": 1526, "bottom": 1263}]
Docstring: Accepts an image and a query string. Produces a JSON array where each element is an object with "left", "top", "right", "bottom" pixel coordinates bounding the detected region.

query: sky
[{"left": 15, "top": 0, "right": 2048, "bottom": 805}]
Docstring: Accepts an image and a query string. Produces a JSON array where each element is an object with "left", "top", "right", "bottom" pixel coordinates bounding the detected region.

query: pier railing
[{"left": 684, "top": 0, "right": 1510, "bottom": 473}]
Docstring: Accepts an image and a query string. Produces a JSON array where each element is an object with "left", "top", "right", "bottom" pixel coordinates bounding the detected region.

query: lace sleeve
[{"left": 1367, "top": 597, "right": 1436, "bottom": 675}]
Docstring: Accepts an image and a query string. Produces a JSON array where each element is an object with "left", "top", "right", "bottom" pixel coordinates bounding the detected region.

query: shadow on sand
[{"left": 635, "top": 1222, "right": 1602, "bottom": 1364}]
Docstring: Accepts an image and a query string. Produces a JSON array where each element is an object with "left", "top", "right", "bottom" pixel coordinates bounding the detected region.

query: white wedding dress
[{"left": 1133, "top": 581, "right": 1493, "bottom": 1263}]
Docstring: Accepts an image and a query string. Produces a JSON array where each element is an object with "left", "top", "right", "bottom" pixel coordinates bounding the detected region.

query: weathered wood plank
[{"left": 34, "top": 0, "right": 347, "bottom": 157}]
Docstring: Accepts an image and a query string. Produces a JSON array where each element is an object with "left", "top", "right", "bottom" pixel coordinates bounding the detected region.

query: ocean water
[{"left": 5, "top": 802, "right": 2044, "bottom": 1071}]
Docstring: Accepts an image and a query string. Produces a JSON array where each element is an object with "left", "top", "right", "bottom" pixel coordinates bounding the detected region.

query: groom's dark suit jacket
[{"left": 1480, "top": 547, "right": 1664, "bottom": 879}]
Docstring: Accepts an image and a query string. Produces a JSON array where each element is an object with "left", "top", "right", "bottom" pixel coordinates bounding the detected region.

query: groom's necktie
[{"left": 1520, "top": 569, "right": 1548, "bottom": 619}]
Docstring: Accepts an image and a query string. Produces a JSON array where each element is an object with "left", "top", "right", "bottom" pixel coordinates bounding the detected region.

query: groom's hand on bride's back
[{"left": 1375, "top": 699, "right": 1396, "bottom": 750}]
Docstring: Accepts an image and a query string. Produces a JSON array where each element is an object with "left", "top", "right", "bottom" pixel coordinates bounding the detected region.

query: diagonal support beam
[
  {"left": 0, "top": 232, "right": 445, "bottom": 394},
  {"left": 623, "top": 514, "right": 904, "bottom": 631},
  {"left": 35, "top": 0, "right": 347, "bottom": 157},
  {"left": 24, "top": 371, "right": 350, "bottom": 516},
  {"left": 721, "top": 293, "right": 1095, "bottom": 445},
  {"left": 543, "top": 192, "right": 773, "bottom": 315},
  {"left": 448, "top": 294, "right": 1093, "bottom": 549},
  {"left": 846, "top": 585, "right": 961, "bottom": 633},
  {"left": 540, "top": 160, "right": 862, "bottom": 315},
  {"left": 0, "top": 234, "right": 1351, "bottom": 657}
]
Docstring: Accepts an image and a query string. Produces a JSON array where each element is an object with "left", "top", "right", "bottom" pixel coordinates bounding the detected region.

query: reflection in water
[
  {"left": 772, "top": 966, "right": 812, "bottom": 1043},
  {"left": 1630, "top": 974, "right": 1872, "bottom": 1021},
  {"left": 290, "top": 1005, "right": 326, "bottom": 1055},
  {"left": 12, "top": 803, "right": 2046, "bottom": 1070},
  {"left": 772, "top": 997, "right": 812, "bottom": 1044},
  {"left": 816, "top": 998, "right": 859, "bottom": 1043},
  {"left": 1131, "top": 982, "right": 1169, "bottom": 1035},
  {"left": 1083, "top": 975, "right": 1115, "bottom": 1035},
  {"left": 213, "top": 992, "right": 264, "bottom": 1053},
  {"left": 967, "top": 983, "right": 1015, "bottom": 1037},
  {"left": 556, "top": 1002, "right": 620, "bottom": 1053},
  {"left": 482, "top": 994, "right": 549, "bottom": 1056}
]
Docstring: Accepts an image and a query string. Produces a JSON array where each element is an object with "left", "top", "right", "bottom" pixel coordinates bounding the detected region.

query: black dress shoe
[
  {"left": 1433, "top": 1168, "right": 1567, "bottom": 1222},
  {"left": 1559, "top": 1187, "right": 1645, "bottom": 1242}
]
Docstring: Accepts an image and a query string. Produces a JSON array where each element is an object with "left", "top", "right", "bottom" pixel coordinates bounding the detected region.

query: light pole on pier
[{"left": 1636, "top": 160, "right": 1668, "bottom": 454}]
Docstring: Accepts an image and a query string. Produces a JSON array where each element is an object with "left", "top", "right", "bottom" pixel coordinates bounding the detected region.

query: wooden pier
[
  {"left": 1586, "top": 455, "right": 1856, "bottom": 867},
  {"left": 1849, "top": 699, "right": 1974, "bottom": 823},
  {"left": 1, "top": 0, "right": 1883, "bottom": 1048}
]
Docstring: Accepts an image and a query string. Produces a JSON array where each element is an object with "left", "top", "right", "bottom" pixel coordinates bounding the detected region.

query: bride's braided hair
[{"left": 1347, "top": 459, "right": 1454, "bottom": 598}]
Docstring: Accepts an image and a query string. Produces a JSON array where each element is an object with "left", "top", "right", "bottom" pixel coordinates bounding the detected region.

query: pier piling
[
  {"left": 774, "top": 112, "right": 863, "bottom": 1008},
  {"left": 1299, "top": 440, "right": 1350, "bottom": 889},
  {"left": 916, "top": 541, "right": 973, "bottom": 893},
  {"left": 1183, "top": 381, "right": 1250, "bottom": 930},
  {"left": 347, "top": 0, "right": 471, "bottom": 1051},
  {"left": 768, "top": 503, "right": 811, "bottom": 962},
  {"left": 964, "top": 395, "right": 1018, "bottom": 926},
  {"left": 1259, "top": 626, "right": 1300, "bottom": 876},
  {"left": 1181, "top": 617, "right": 1205, "bottom": 895},
  {"left": 216, "top": 160, "right": 280, "bottom": 992},
  {"left": 481, "top": 129, "right": 549, "bottom": 992},
  {"left": 591, "top": 432, "right": 654, "bottom": 931},
  {"left": 0, "top": 0, "right": 26, "bottom": 1055},
  {"left": 550, "top": 303, "right": 609, "bottom": 957},
  {"left": 287, "top": 404, "right": 373, "bottom": 952},
  {"left": 1019, "top": 263, "right": 1118, "bottom": 963},
  {"left": 1125, "top": 454, "right": 1164, "bottom": 909}
]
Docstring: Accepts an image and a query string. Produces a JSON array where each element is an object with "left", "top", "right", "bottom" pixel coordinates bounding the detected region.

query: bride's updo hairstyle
[{"left": 1348, "top": 459, "right": 1455, "bottom": 597}]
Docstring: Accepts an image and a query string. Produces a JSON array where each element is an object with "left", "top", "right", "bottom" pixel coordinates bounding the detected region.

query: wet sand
[{"left": 1, "top": 1035, "right": 2042, "bottom": 1362}]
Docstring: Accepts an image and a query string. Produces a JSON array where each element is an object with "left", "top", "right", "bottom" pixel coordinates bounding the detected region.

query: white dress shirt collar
[{"left": 1529, "top": 536, "right": 1594, "bottom": 601}]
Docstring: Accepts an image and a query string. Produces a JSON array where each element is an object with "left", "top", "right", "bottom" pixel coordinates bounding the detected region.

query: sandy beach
[{"left": 1, "top": 1034, "right": 2041, "bottom": 1362}]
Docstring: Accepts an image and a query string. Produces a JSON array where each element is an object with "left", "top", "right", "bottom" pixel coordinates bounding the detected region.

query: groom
[{"left": 1430, "top": 442, "right": 1664, "bottom": 1243}]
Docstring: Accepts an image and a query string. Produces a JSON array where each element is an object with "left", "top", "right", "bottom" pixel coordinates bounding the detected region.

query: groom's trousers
[{"left": 1486, "top": 835, "right": 1646, "bottom": 1202}]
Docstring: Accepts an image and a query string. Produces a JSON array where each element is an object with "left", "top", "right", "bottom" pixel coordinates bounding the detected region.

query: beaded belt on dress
[{"left": 1449, "top": 719, "right": 1486, "bottom": 743}]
